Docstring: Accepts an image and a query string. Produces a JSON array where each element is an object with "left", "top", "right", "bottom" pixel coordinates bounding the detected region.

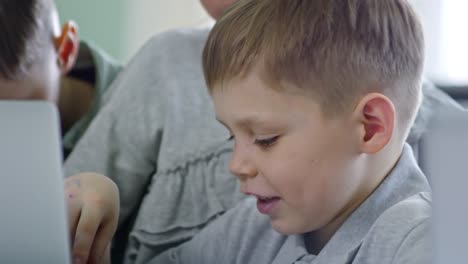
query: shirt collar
[{"left": 273, "top": 144, "right": 430, "bottom": 264}]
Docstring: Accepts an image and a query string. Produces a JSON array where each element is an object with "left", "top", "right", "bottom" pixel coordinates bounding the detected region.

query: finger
[
  {"left": 65, "top": 189, "right": 82, "bottom": 246},
  {"left": 72, "top": 205, "right": 102, "bottom": 264},
  {"left": 66, "top": 199, "right": 81, "bottom": 247},
  {"left": 88, "top": 222, "right": 116, "bottom": 264},
  {"left": 101, "top": 243, "right": 112, "bottom": 264}
]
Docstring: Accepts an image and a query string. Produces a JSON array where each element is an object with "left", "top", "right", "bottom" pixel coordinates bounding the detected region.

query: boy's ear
[
  {"left": 55, "top": 21, "right": 79, "bottom": 75},
  {"left": 354, "top": 93, "right": 395, "bottom": 154}
]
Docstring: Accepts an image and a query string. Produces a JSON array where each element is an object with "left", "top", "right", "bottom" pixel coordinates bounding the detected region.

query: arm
[
  {"left": 66, "top": 28, "right": 239, "bottom": 263},
  {"left": 64, "top": 37, "right": 170, "bottom": 229},
  {"left": 64, "top": 36, "right": 172, "bottom": 262}
]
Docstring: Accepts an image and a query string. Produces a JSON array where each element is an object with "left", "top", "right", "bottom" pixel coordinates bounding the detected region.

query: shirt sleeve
[
  {"left": 63, "top": 37, "right": 170, "bottom": 229},
  {"left": 64, "top": 28, "right": 231, "bottom": 262}
]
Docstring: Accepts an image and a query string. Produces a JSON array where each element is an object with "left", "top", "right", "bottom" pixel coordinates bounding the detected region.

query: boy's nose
[{"left": 229, "top": 147, "right": 257, "bottom": 180}]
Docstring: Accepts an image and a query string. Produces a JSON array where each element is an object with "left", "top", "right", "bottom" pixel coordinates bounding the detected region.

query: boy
[
  {"left": 0, "top": 0, "right": 121, "bottom": 157},
  {"left": 150, "top": 0, "right": 431, "bottom": 262},
  {"left": 67, "top": 0, "right": 458, "bottom": 263}
]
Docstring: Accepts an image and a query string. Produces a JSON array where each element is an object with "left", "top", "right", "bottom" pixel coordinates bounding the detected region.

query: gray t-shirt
[{"left": 151, "top": 144, "right": 431, "bottom": 264}]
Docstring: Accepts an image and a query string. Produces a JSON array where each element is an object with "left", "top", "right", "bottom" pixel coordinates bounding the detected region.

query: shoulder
[
  {"left": 138, "top": 26, "right": 211, "bottom": 59},
  {"left": 378, "top": 192, "right": 431, "bottom": 226},
  {"left": 117, "top": 26, "right": 211, "bottom": 84},
  {"left": 371, "top": 192, "right": 431, "bottom": 243},
  {"left": 358, "top": 192, "right": 432, "bottom": 264},
  {"left": 101, "top": 27, "right": 212, "bottom": 102}
]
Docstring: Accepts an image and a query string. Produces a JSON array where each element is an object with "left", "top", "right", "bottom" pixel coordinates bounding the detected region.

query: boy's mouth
[{"left": 256, "top": 195, "right": 280, "bottom": 215}]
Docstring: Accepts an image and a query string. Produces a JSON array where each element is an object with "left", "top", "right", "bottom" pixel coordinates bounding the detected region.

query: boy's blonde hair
[{"left": 203, "top": 0, "right": 425, "bottom": 136}]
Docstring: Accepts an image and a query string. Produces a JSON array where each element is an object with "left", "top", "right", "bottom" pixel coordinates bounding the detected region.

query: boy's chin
[{"left": 270, "top": 218, "right": 311, "bottom": 235}]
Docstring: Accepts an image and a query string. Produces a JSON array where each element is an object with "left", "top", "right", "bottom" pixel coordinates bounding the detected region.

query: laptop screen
[{"left": 0, "top": 101, "right": 70, "bottom": 263}]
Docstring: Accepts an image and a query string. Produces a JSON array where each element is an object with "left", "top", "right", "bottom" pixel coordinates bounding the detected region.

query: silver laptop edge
[{"left": 0, "top": 101, "right": 70, "bottom": 264}]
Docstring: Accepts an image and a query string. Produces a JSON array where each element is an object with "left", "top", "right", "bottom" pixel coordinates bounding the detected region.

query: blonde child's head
[
  {"left": 204, "top": 0, "right": 424, "bottom": 141},
  {"left": 202, "top": 0, "right": 425, "bottom": 248}
]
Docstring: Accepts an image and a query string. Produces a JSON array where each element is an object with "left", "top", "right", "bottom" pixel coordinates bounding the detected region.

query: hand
[{"left": 65, "top": 173, "right": 120, "bottom": 264}]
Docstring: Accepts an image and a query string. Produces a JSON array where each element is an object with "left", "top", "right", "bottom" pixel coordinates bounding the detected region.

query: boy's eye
[
  {"left": 254, "top": 136, "right": 279, "bottom": 148},
  {"left": 227, "top": 135, "right": 234, "bottom": 141}
]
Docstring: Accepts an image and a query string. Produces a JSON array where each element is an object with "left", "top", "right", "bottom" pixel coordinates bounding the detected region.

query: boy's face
[
  {"left": 0, "top": 8, "right": 62, "bottom": 103},
  {"left": 213, "top": 71, "right": 367, "bottom": 235}
]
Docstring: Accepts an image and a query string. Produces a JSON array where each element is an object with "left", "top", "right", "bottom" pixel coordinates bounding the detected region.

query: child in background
[{"left": 0, "top": 0, "right": 121, "bottom": 158}]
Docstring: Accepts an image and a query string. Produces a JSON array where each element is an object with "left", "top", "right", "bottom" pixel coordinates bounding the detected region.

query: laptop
[
  {"left": 419, "top": 109, "right": 468, "bottom": 264},
  {"left": 0, "top": 101, "right": 70, "bottom": 263}
]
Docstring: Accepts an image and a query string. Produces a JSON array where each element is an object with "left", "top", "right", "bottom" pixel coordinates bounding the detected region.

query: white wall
[
  {"left": 411, "top": 0, "right": 468, "bottom": 85},
  {"left": 56, "top": 0, "right": 129, "bottom": 62},
  {"left": 57, "top": 0, "right": 211, "bottom": 62},
  {"left": 124, "top": 0, "right": 211, "bottom": 62}
]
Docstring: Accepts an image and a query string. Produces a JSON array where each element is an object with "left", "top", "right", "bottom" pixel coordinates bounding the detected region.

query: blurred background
[
  {"left": 56, "top": 0, "right": 211, "bottom": 63},
  {"left": 57, "top": 0, "right": 468, "bottom": 89}
]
